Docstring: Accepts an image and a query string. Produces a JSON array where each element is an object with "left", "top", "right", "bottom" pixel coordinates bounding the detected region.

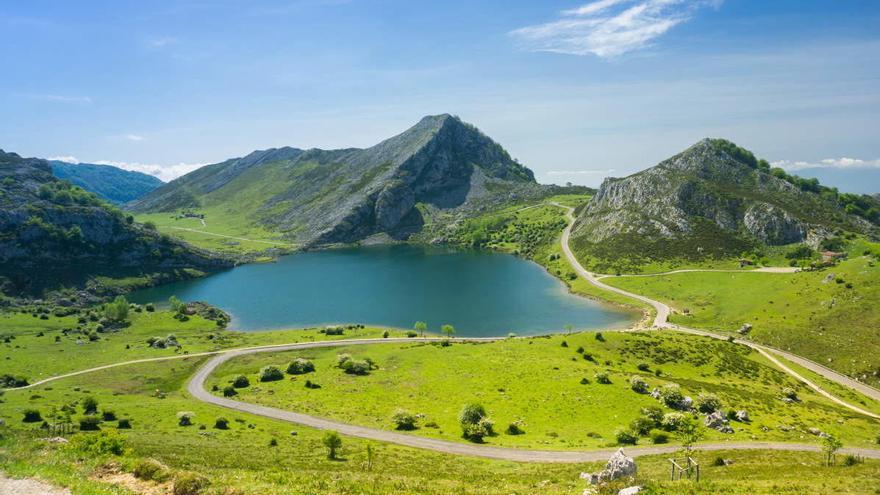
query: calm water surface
[{"left": 130, "top": 245, "right": 635, "bottom": 336}]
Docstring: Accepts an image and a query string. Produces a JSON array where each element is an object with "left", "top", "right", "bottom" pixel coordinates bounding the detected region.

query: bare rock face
[
  {"left": 581, "top": 448, "right": 637, "bottom": 484},
  {"left": 705, "top": 411, "right": 734, "bottom": 433},
  {"left": 743, "top": 203, "right": 806, "bottom": 245}
]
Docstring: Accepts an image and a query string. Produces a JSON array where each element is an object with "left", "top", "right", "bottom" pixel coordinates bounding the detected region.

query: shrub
[
  {"left": 382, "top": 330, "right": 390, "bottom": 338},
  {"left": 72, "top": 430, "right": 125, "bottom": 455},
  {"left": 79, "top": 416, "right": 101, "bottom": 431},
  {"left": 712, "top": 456, "right": 727, "bottom": 467},
  {"left": 595, "top": 332, "right": 605, "bottom": 342},
  {"left": 641, "top": 406, "right": 664, "bottom": 424},
  {"left": 459, "top": 403, "right": 493, "bottom": 441},
  {"left": 22, "top": 409, "right": 42, "bottom": 423},
  {"left": 505, "top": 421, "right": 525, "bottom": 435},
  {"left": 145, "top": 303, "right": 156, "bottom": 312},
  {"left": 580, "top": 377, "right": 590, "bottom": 385},
  {"left": 173, "top": 473, "right": 210, "bottom": 495},
  {"left": 214, "top": 417, "right": 229, "bottom": 430},
  {"left": 629, "top": 375, "right": 648, "bottom": 393},
  {"left": 696, "top": 393, "right": 722, "bottom": 413},
  {"left": 336, "top": 353, "right": 352, "bottom": 367},
  {"left": 305, "top": 380, "right": 321, "bottom": 389},
  {"left": 101, "top": 411, "right": 116, "bottom": 422},
  {"left": 322, "top": 431, "right": 342, "bottom": 459},
  {"left": 649, "top": 429, "right": 669, "bottom": 444},
  {"left": 660, "top": 384, "right": 684, "bottom": 408},
  {"left": 259, "top": 366, "right": 284, "bottom": 382},
  {"left": 286, "top": 358, "right": 315, "bottom": 375},
  {"left": 781, "top": 387, "right": 800, "bottom": 402},
  {"left": 406, "top": 330, "right": 418, "bottom": 338},
  {"left": 232, "top": 375, "right": 250, "bottom": 388},
  {"left": 323, "top": 326, "right": 345, "bottom": 336},
  {"left": 117, "top": 418, "right": 132, "bottom": 429},
  {"left": 661, "top": 412, "right": 687, "bottom": 431},
  {"left": 0, "top": 374, "right": 28, "bottom": 388},
  {"left": 391, "top": 409, "right": 418, "bottom": 430},
  {"left": 637, "top": 363, "right": 651, "bottom": 372},
  {"left": 341, "top": 359, "right": 371, "bottom": 376},
  {"left": 629, "top": 417, "right": 655, "bottom": 436},
  {"left": 615, "top": 429, "right": 637, "bottom": 445},
  {"left": 269, "top": 438, "right": 278, "bottom": 447},
  {"left": 222, "top": 386, "right": 237, "bottom": 397},
  {"left": 133, "top": 459, "right": 169, "bottom": 481},
  {"left": 82, "top": 396, "right": 99, "bottom": 414},
  {"left": 595, "top": 372, "right": 611, "bottom": 384},
  {"left": 843, "top": 454, "right": 863, "bottom": 466},
  {"left": 560, "top": 341, "right": 568, "bottom": 348},
  {"left": 177, "top": 411, "right": 195, "bottom": 426},
  {"left": 576, "top": 346, "right": 584, "bottom": 354}
]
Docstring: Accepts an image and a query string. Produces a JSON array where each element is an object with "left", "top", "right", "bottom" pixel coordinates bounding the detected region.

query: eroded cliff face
[
  {"left": 0, "top": 150, "right": 231, "bottom": 295},
  {"left": 572, "top": 139, "right": 872, "bottom": 257}
]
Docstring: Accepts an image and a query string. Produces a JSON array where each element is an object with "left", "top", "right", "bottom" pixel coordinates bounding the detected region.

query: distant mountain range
[
  {"left": 129, "top": 114, "right": 552, "bottom": 246},
  {"left": 0, "top": 150, "right": 230, "bottom": 296},
  {"left": 571, "top": 138, "right": 879, "bottom": 269},
  {"left": 50, "top": 160, "right": 163, "bottom": 204}
]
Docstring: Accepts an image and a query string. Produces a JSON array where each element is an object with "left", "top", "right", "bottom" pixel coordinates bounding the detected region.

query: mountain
[
  {"left": 50, "top": 160, "right": 163, "bottom": 204},
  {"left": 129, "top": 115, "right": 549, "bottom": 245},
  {"left": 0, "top": 150, "right": 231, "bottom": 297},
  {"left": 570, "top": 138, "right": 878, "bottom": 268}
]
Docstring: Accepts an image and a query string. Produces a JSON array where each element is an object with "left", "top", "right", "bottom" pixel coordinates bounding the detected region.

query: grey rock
[
  {"left": 738, "top": 323, "right": 752, "bottom": 335},
  {"left": 705, "top": 411, "right": 734, "bottom": 433},
  {"left": 581, "top": 448, "right": 637, "bottom": 484},
  {"left": 735, "top": 410, "right": 750, "bottom": 422},
  {"left": 618, "top": 487, "right": 642, "bottom": 495}
]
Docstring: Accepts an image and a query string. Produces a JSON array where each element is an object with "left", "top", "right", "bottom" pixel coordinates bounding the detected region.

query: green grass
[
  {"left": 206, "top": 331, "right": 880, "bottom": 450},
  {"left": 3, "top": 343, "right": 879, "bottom": 495},
  {"left": 134, "top": 211, "right": 293, "bottom": 255},
  {"left": 603, "top": 251, "right": 880, "bottom": 386},
  {"left": 0, "top": 310, "right": 415, "bottom": 383}
]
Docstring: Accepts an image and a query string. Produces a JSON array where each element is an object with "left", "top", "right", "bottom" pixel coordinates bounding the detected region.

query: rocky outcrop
[
  {"left": 581, "top": 448, "right": 637, "bottom": 484},
  {"left": 704, "top": 411, "right": 734, "bottom": 433}
]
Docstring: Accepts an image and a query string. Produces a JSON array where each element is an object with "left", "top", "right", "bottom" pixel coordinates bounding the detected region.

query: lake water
[{"left": 130, "top": 245, "right": 635, "bottom": 336}]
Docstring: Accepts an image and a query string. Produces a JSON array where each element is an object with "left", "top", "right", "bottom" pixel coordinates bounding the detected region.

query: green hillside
[{"left": 50, "top": 161, "right": 163, "bottom": 204}]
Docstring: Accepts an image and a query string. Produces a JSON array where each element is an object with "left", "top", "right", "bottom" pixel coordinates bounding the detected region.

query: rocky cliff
[
  {"left": 130, "top": 115, "right": 550, "bottom": 246},
  {"left": 0, "top": 150, "right": 232, "bottom": 296}
]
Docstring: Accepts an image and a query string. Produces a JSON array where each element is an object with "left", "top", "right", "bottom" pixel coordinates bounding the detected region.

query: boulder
[
  {"left": 808, "top": 427, "right": 828, "bottom": 438},
  {"left": 649, "top": 388, "right": 661, "bottom": 399},
  {"left": 680, "top": 396, "right": 694, "bottom": 410},
  {"left": 735, "top": 410, "right": 750, "bottom": 422},
  {"left": 704, "top": 411, "right": 734, "bottom": 433},
  {"left": 581, "top": 448, "right": 637, "bottom": 485},
  {"left": 738, "top": 323, "right": 752, "bottom": 335},
  {"left": 618, "top": 487, "right": 642, "bottom": 495}
]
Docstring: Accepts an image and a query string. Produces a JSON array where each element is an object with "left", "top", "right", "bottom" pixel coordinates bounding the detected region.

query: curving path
[
  {"left": 187, "top": 337, "right": 880, "bottom": 463},
  {"left": 594, "top": 266, "right": 798, "bottom": 279},
  {"left": 554, "top": 203, "right": 880, "bottom": 416}
]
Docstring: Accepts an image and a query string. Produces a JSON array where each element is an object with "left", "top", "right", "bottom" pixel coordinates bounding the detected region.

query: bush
[
  {"left": 145, "top": 303, "right": 156, "bottom": 312},
  {"left": 712, "top": 456, "right": 727, "bottom": 467},
  {"left": 214, "top": 417, "right": 229, "bottom": 430},
  {"left": 505, "top": 421, "right": 525, "bottom": 435},
  {"left": 661, "top": 412, "right": 687, "bottom": 431},
  {"left": 323, "top": 326, "right": 345, "bottom": 336},
  {"left": 595, "top": 332, "right": 605, "bottom": 342},
  {"left": 843, "top": 454, "right": 863, "bottom": 466},
  {"left": 629, "top": 417, "right": 655, "bottom": 436},
  {"left": 629, "top": 375, "right": 648, "bottom": 393},
  {"left": 22, "top": 409, "right": 42, "bottom": 422},
  {"left": 382, "top": 330, "right": 390, "bottom": 338},
  {"left": 660, "top": 384, "right": 684, "bottom": 408},
  {"left": 781, "top": 387, "right": 800, "bottom": 402},
  {"left": 232, "top": 375, "right": 250, "bottom": 388},
  {"left": 82, "top": 396, "right": 99, "bottom": 414},
  {"left": 595, "top": 372, "right": 611, "bottom": 384},
  {"left": 259, "top": 366, "right": 284, "bottom": 382},
  {"left": 336, "top": 353, "right": 352, "bottom": 367},
  {"left": 341, "top": 359, "right": 371, "bottom": 376},
  {"left": 391, "top": 409, "right": 418, "bottom": 431},
  {"left": 649, "top": 429, "right": 669, "bottom": 444},
  {"left": 173, "top": 473, "right": 210, "bottom": 495},
  {"left": 177, "top": 411, "right": 195, "bottom": 426},
  {"left": 117, "top": 418, "right": 132, "bottom": 429},
  {"left": 696, "top": 393, "right": 722, "bottom": 413},
  {"left": 286, "top": 358, "right": 315, "bottom": 375},
  {"left": 459, "top": 403, "right": 493, "bottom": 441},
  {"left": 79, "top": 416, "right": 101, "bottom": 431},
  {"left": 637, "top": 363, "right": 651, "bottom": 372},
  {"left": 72, "top": 430, "right": 125, "bottom": 455},
  {"left": 0, "top": 374, "right": 28, "bottom": 388},
  {"left": 133, "top": 459, "right": 169, "bottom": 481},
  {"left": 615, "top": 429, "right": 637, "bottom": 445},
  {"left": 641, "top": 406, "right": 664, "bottom": 424},
  {"left": 406, "top": 330, "right": 418, "bottom": 338},
  {"left": 322, "top": 431, "right": 342, "bottom": 459},
  {"left": 223, "top": 386, "right": 237, "bottom": 397}
]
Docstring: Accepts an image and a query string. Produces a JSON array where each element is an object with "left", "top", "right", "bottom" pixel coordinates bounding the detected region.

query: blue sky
[{"left": 1, "top": 0, "right": 879, "bottom": 191}]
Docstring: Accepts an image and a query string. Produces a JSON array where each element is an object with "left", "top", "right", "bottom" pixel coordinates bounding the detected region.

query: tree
[
  {"left": 459, "top": 403, "right": 493, "bottom": 442},
  {"left": 564, "top": 324, "right": 573, "bottom": 336},
  {"left": 168, "top": 296, "right": 186, "bottom": 315},
  {"left": 82, "top": 396, "right": 99, "bottom": 415},
  {"left": 414, "top": 321, "right": 427, "bottom": 337},
  {"left": 441, "top": 324, "right": 455, "bottom": 338},
  {"left": 822, "top": 434, "right": 843, "bottom": 466},
  {"left": 677, "top": 416, "right": 704, "bottom": 454},
  {"left": 323, "top": 431, "right": 342, "bottom": 459},
  {"left": 103, "top": 296, "right": 129, "bottom": 323},
  {"left": 391, "top": 409, "right": 418, "bottom": 430}
]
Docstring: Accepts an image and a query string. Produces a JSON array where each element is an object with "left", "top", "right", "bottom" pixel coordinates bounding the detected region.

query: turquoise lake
[{"left": 130, "top": 245, "right": 635, "bottom": 336}]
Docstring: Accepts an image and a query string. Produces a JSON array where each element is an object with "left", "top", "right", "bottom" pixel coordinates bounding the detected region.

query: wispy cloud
[
  {"left": 30, "top": 94, "right": 92, "bottom": 104},
  {"left": 124, "top": 134, "right": 145, "bottom": 142},
  {"left": 48, "top": 156, "right": 206, "bottom": 182},
  {"left": 148, "top": 36, "right": 178, "bottom": 48},
  {"left": 510, "top": 0, "right": 721, "bottom": 58},
  {"left": 773, "top": 157, "right": 880, "bottom": 172}
]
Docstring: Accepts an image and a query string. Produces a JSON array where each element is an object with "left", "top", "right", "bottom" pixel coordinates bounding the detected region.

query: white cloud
[
  {"left": 772, "top": 157, "right": 880, "bottom": 172},
  {"left": 30, "top": 94, "right": 92, "bottom": 104},
  {"left": 510, "top": 0, "right": 721, "bottom": 58},
  {"left": 125, "top": 134, "right": 145, "bottom": 142},
  {"left": 47, "top": 156, "right": 206, "bottom": 182},
  {"left": 148, "top": 36, "right": 178, "bottom": 48},
  {"left": 547, "top": 169, "right": 617, "bottom": 175},
  {"left": 47, "top": 155, "right": 80, "bottom": 163}
]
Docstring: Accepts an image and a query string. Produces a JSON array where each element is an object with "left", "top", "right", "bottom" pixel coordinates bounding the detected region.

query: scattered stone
[
  {"left": 649, "top": 388, "right": 661, "bottom": 400},
  {"left": 581, "top": 448, "right": 637, "bottom": 484},
  {"left": 704, "top": 411, "right": 734, "bottom": 433},
  {"left": 807, "top": 427, "right": 829, "bottom": 438},
  {"left": 735, "top": 410, "right": 750, "bottom": 422},
  {"left": 43, "top": 437, "right": 69, "bottom": 444},
  {"left": 737, "top": 323, "right": 752, "bottom": 335},
  {"left": 680, "top": 396, "right": 694, "bottom": 410},
  {"left": 618, "top": 487, "right": 642, "bottom": 495}
]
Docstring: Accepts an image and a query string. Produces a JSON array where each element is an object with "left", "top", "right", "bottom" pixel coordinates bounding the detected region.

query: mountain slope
[
  {"left": 570, "top": 139, "right": 877, "bottom": 269},
  {"left": 50, "top": 160, "right": 164, "bottom": 204},
  {"left": 130, "top": 115, "right": 548, "bottom": 246},
  {"left": 0, "top": 150, "right": 231, "bottom": 296}
]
